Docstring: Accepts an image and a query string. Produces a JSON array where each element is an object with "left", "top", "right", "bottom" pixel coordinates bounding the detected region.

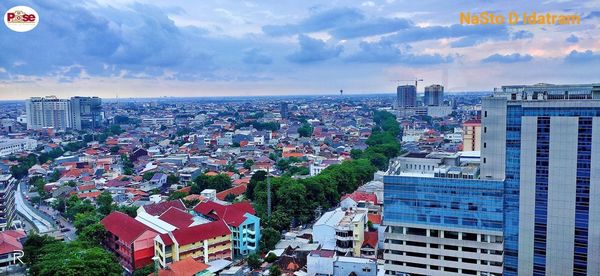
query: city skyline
[{"left": 0, "top": 0, "right": 599, "bottom": 100}]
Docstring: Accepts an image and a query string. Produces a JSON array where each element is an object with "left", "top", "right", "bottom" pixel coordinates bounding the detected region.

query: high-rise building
[
  {"left": 396, "top": 85, "right": 417, "bottom": 109},
  {"left": 25, "top": 96, "right": 102, "bottom": 131},
  {"left": 383, "top": 83, "right": 600, "bottom": 276},
  {"left": 0, "top": 174, "right": 16, "bottom": 231},
  {"left": 26, "top": 96, "right": 72, "bottom": 130},
  {"left": 424, "top": 84, "right": 444, "bottom": 106},
  {"left": 280, "top": 102, "right": 289, "bottom": 119},
  {"left": 462, "top": 119, "right": 481, "bottom": 151},
  {"left": 70, "top": 96, "right": 102, "bottom": 130},
  {"left": 383, "top": 152, "right": 504, "bottom": 276},
  {"left": 481, "top": 83, "right": 600, "bottom": 276}
]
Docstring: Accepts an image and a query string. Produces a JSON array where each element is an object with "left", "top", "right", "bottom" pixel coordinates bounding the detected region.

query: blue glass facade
[
  {"left": 533, "top": 117, "right": 550, "bottom": 275},
  {"left": 383, "top": 175, "right": 504, "bottom": 231},
  {"left": 574, "top": 117, "right": 592, "bottom": 275},
  {"left": 502, "top": 105, "right": 600, "bottom": 275}
]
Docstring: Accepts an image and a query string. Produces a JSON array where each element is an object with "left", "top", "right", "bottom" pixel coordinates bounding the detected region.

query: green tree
[
  {"left": 22, "top": 233, "right": 58, "bottom": 266},
  {"left": 260, "top": 227, "right": 281, "bottom": 253},
  {"left": 224, "top": 193, "right": 236, "bottom": 202},
  {"left": 79, "top": 222, "right": 106, "bottom": 245},
  {"left": 168, "top": 191, "right": 187, "bottom": 200},
  {"left": 133, "top": 264, "right": 154, "bottom": 276},
  {"left": 243, "top": 159, "right": 254, "bottom": 170},
  {"left": 265, "top": 252, "right": 278, "bottom": 263},
  {"left": 246, "top": 170, "right": 267, "bottom": 200},
  {"left": 167, "top": 174, "right": 180, "bottom": 184},
  {"left": 30, "top": 242, "right": 122, "bottom": 276},
  {"left": 247, "top": 253, "right": 262, "bottom": 270},
  {"left": 269, "top": 265, "right": 282, "bottom": 276},
  {"left": 143, "top": 171, "right": 156, "bottom": 181},
  {"left": 267, "top": 210, "right": 291, "bottom": 232},
  {"left": 109, "top": 145, "right": 120, "bottom": 154},
  {"left": 114, "top": 205, "right": 138, "bottom": 218},
  {"left": 298, "top": 123, "right": 313, "bottom": 137},
  {"left": 73, "top": 212, "right": 101, "bottom": 232},
  {"left": 97, "top": 191, "right": 114, "bottom": 216}
]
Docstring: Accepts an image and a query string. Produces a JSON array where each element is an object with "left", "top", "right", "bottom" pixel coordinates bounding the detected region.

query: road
[{"left": 14, "top": 182, "right": 56, "bottom": 234}]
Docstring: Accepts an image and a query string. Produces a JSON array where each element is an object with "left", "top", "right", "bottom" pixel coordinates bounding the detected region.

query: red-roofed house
[
  {"left": 155, "top": 257, "right": 209, "bottom": 276},
  {"left": 360, "top": 231, "right": 378, "bottom": 259},
  {"left": 101, "top": 211, "right": 159, "bottom": 273},
  {"left": 0, "top": 230, "right": 25, "bottom": 268},
  {"left": 340, "top": 191, "right": 378, "bottom": 209},
  {"left": 215, "top": 184, "right": 247, "bottom": 201},
  {"left": 154, "top": 220, "right": 231, "bottom": 268},
  {"left": 139, "top": 200, "right": 186, "bottom": 217},
  {"left": 193, "top": 201, "right": 260, "bottom": 257}
]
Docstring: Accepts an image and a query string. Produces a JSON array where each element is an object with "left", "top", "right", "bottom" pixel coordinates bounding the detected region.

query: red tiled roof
[
  {"left": 464, "top": 119, "right": 481, "bottom": 125},
  {"left": 101, "top": 211, "right": 156, "bottom": 245},
  {"left": 341, "top": 191, "right": 378, "bottom": 205},
  {"left": 362, "top": 231, "right": 378, "bottom": 249},
  {"left": 193, "top": 201, "right": 255, "bottom": 227},
  {"left": 216, "top": 184, "right": 247, "bottom": 201},
  {"left": 143, "top": 200, "right": 186, "bottom": 216},
  {"left": 161, "top": 220, "right": 230, "bottom": 246},
  {"left": 0, "top": 230, "right": 25, "bottom": 255},
  {"left": 77, "top": 184, "right": 96, "bottom": 192},
  {"left": 158, "top": 207, "right": 194, "bottom": 229},
  {"left": 367, "top": 213, "right": 382, "bottom": 225},
  {"left": 77, "top": 191, "right": 102, "bottom": 199},
  {"left": 156, "top": 257, "right": 209, "bottom": 276}
]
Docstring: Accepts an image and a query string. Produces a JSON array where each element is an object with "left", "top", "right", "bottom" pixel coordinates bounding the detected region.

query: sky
[{"left": 0, "top": 0, "right": 599, "bottom": 99}]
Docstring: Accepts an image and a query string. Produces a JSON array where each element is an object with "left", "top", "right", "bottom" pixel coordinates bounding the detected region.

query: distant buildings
[
  {"left": 424, "top": 84, "right": 444, "bottom": 106},
  {"left": 25, "top": 96, "right": 102, "bottom": 131},
  {"left": 0, "top": 175, "right": 16, "bottom": 231},
  {"left": 0, "top": 139, "right": 37, "bottom": 157},
  {"left": 384, "top": 83, "right": 600, "bottom": 276},
  {"left": 462, "top": 119, "right": 481, "bottom": 151},
  {"left": 142, "top": 117, "right": 175, "bottom": 127},
  {"left": 396, "top": 85, "right": 417, "bottom": 109}
]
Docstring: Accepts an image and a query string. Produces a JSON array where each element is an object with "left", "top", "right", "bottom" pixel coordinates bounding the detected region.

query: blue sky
[{"left": 0, "top": 0, "right": 599, "bottom": 99}]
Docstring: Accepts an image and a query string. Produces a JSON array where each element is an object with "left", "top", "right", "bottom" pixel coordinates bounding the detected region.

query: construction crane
[{"left": 393, "top": 78, "right": 424, "bottom": 89}]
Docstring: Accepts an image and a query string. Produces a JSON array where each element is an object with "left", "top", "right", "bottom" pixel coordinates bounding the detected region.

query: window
[
  {"left": 484, "top": 111, "right": 488, "bottom": 117},
  {"left": 444, "top": 256, "right": 458, "bottom": 262},
  {"left": 444, "top": 231, "right": 459, "bottom": 239}
]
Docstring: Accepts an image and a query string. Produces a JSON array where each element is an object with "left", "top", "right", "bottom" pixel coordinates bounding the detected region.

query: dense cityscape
[{"left": 0, "top": 82, "right": 597, "bottom": 276}]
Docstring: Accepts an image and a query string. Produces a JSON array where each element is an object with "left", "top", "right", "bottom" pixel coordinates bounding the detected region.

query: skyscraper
[
  {"left": 396, "top": 85, "right": 417, "bottom": 109},
  {"left": 383, "top": 83, "right": 600, "bottom": 276},
  {"left": 26, "top": 96, "right": 72, "bottom": 130},
  {"left": 71, "top": 96, "right": 102, "bottom": 130},
  {"left": 424, "top": 84, "right": 444, "bottom": 106},
  {"left": 280, "top": 102, "right": 289, "bottom": 119},
  {"left": 481, "top": 83, "right": 600, "bottom": 276},
  {"left": 26, "top": 96, "right": 102, "bottom": 131}
]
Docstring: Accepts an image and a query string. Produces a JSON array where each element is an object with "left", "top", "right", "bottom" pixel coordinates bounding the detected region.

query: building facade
[
  {"left": 462, "top": 119, "right": 481, "bottom": 151},
  {"left": 480, "top": 83, "right": 600, "bottom": 276},
  {"left": 26, "top": 96, "right": 72, "bottom": 130},
  {"left": 0, "top": 175, "right": 16, "bottom": 231},
  {"left": 26, "top": 96, "right": 102, "bottom": 131},
  {"left": 101, "top": 211, "right": 159, "bottom": 273},
  {"left": 194, "top": 201, "right": 260, "bottom": 257},
  {"left": 0, "top": 139, "right": 37, "bottom": 157},
  {"left": 383, "top": 152, "right": 504, "bottom": 276},
  {"left": 70, "top": 96, "right": 102, "bottom": 130},
  {"left": 424, "top": 84, "right": 444, "bottom": 106},
  {"left": 396, "top": 85, "right": 417, "bottom": 109}
]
